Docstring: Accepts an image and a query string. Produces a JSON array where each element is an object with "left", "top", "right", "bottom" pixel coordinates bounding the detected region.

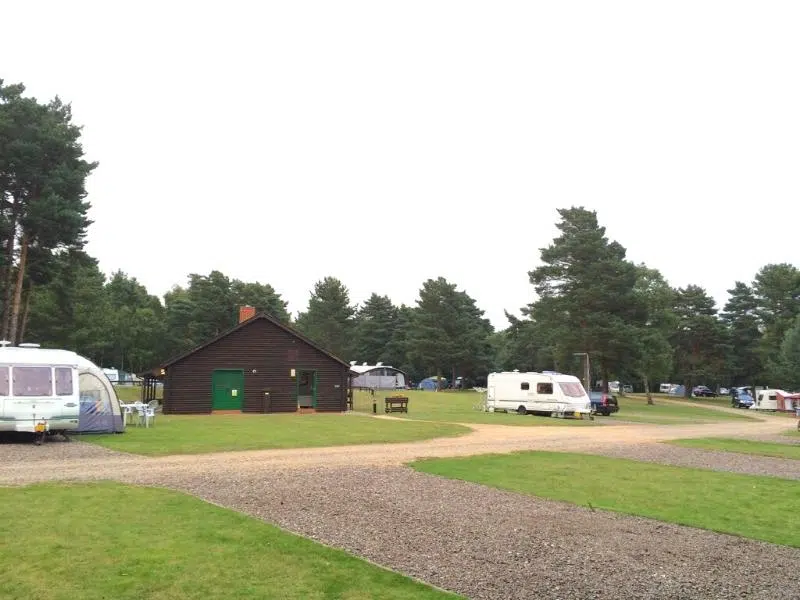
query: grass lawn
[
  {"left": 82, "top": 414, "right": 469, "bottom": 456},
  {"left": 114, "top": 385, "right": 162, "bottom": 402},
  {"left": 410, "top": 451, "right": 800, "bottom": 547},
  {"left": 608, "top": 395, "right": 756, "bottom": 425},
  {"left": 666, "top": 438, "right": 800, "bottom": 460},
  {"left": 0, "top": 483, "right": 459, "bottom": 600},
  {"left": 353, "top": 390, "right": 596, "bottom": 427}
]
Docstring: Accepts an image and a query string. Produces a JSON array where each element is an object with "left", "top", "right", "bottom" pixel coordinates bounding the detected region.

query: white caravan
[
  {"left": 0, "top": 343, "right": 81, "bottom": 440},
  {"left": 752, "top": 388, "right": 796, "bottom": 411},
  {"left": 486, "top": 371, "right": 592, "bottom": 416}
]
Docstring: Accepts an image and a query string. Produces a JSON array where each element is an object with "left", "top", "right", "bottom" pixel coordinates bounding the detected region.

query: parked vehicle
[
  {"left": 589, "top": 391, "right": 619, "bottom": 416},
  {"left": 692, "top": 385, "right": 717, "bottom": 397},
  {"left": 731, "top": 388, "right": 754, "bottom": 409},
  {"left": 659, "top": 382, "right": 675, "bottom": 393},
  {"left": 0, "top": 342, "right": 81, "bottom": 443},
  {"left": 486, "top": 371, "right": 592, "bottom": 417}
]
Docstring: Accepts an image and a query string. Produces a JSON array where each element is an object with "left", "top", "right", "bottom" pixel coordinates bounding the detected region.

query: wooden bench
[{"left": 384, "top": 396, "right": 409, "bottom": 414}]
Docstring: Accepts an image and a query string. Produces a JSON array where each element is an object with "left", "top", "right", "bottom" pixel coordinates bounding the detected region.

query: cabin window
[
  {"left": 0, "top": 367, "right": 8, "bottom": 395},
  {"left": 55, "top": 367, "right": 73, "bottom": 396},
  {"left": 12, "top": 366, "right": 53, "bottom": 396},
  {"left": 537, "top": 382, "right": 554, "bottom": 395},
  {"left": 520, "top": 382, "right": 530, "bottom": 390}
]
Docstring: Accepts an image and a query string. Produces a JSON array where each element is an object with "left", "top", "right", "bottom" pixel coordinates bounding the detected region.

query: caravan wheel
[{"left": 517, "top": 405, "right": 528, "bottom": 416}]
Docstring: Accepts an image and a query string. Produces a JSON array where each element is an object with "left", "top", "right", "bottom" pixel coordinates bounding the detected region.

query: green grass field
[
  {"left": 410, "top": 451, "right": 800, "bottom": 547},
  {"left": 353, "top": 389, "right": 596, "bottom": 427},
  {"left": 610, "top": 394, "right": 756, "bottom": 424},
  {"left": 667, "top": 437, "right": 800, "bottom": 459},
  {"left": 354, "top": 390, "right": 755, "bottom": 426},
  {"left": 83, "top": 414, "right": 469, "bottom": 456},
  {"left": 0, "top": 483, "right": 459, "bottom": 600}
]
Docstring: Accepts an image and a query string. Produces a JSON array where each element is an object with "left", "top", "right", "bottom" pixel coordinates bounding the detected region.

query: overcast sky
[{"left": 3, "top": 1, "right": 798, "bottom": 329}]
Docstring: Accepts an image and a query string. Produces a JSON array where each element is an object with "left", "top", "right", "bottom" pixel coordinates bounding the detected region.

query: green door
[
  {"left": 212, "top": 369, "right": 244, "bottom": 410},
  {"left": 296, "top": 370, "right": 317, "bottom": 408}
]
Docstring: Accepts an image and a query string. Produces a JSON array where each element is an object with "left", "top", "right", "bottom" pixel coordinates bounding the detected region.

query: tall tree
[
  {"left": 352, "top": 294, "right": 399, "bottom": 364},
  {"left": 185, "top": 270, "right": 235, "bottom": 340},
  {"left": 527, "top": 207, "right": 644, "bottom": 389},
  {"left": 721, "top": 281, "right": 763, "bottom": 388},
  {"left": 24, "top": 250, "right": 111, "bottom": 364},
  {"left": 493, "top": 311, "right": 548, "bottom": 373},
  {"left": 406, "top": 277, "right": 493, "bottom": 385},
  {"left": 230, "top": 279, "right": 290, "bottom": 322},
  {"left": 671, "top": 285, "right": 728, "bottom": 395},
  {"left": 752, "top": 263, "right": 800, "bottom": 379},
  {"left": 0, "top": 80, "right": 96, "bottom": 343},
  {"left": 294, "top": 277, "right": 356, "bottom": 359},
  {"left": 772, "top": 315, "right": 800, "bottom": 391},
  {"left": 104, "top": 271, "right": 165, "bottom": 372},
  {"left": 632, "top": 265, "right": 676, "bottom": 403}
]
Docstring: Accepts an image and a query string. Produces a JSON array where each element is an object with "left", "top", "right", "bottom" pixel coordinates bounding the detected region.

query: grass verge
[
  {"left": 666, "top": 438, "right": 800, "bottom": 460},
  {"left": 82, "top": 414, "right": 469, "bottom": 456},
  {"left": 0, "top": 482, "right": 459, "bottom": 600},
  {"left": 410, "top": 451, "right": 800, "bottom": 547}
]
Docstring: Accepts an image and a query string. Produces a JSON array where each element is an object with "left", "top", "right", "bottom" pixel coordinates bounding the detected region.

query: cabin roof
[{"left": 158, "top": 312, "right": 354, "bottom": 371}]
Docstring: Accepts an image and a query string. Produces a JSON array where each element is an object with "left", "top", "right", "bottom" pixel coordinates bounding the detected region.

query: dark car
[
  {"left": 589, "top": 391, "right": 619, "bottom": 416},
  {"left": 692, "top": 386, "right": 717, "bottom": 397}
]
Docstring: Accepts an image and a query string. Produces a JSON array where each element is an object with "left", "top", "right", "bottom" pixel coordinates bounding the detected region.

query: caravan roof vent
[
  {"left": 362, "top": 362, "right": 368, "bottom": 366},
  {"left": 513, "top": 369, "right": 519, "bottom": 372},
  {"left": 18, "top": 343, "right": 41, "bottom": 349},
  {"left": 0, "top": 340, "right": 11, "bottom": 347},
  {"left": 349, "top": 360, "right": 357, "bottom": 365},
  {"left": 376, "top": 362, "right": 383, "bottom": 366}
]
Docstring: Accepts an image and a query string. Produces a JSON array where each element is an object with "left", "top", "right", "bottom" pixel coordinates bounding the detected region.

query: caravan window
[
  {"left": 55, "top": 367, "right": 74, "bottom": 396},
  {"left": 12, "top": 366, "right": 52, "bottom": 396},
  {"left": 0, "top": 367, "right": 8, "bottom": 395},
  {"left": 537, "top": 382, "right": 554, "bottom": 395},
  {"left": 559, "top": 382, "right": 585, "bottom": 397},
  {"left": 520, "top": 382, "right": 530, "bottom": 390}
]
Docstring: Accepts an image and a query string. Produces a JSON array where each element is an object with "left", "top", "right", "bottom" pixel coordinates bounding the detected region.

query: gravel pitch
[
  {"left": 0, "top": 434, "right": 131, "bottom": 463},
  {"left": 582, "top": 443, "right": 800, "bottom": 480},
  {"left": 129, "top": 466, "right": 800, "bottom": 600}
]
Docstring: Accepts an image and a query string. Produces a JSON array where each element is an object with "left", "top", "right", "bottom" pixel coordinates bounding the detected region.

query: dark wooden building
[{"left": 151, "top": 308, "right": 354, "bottom": 414}]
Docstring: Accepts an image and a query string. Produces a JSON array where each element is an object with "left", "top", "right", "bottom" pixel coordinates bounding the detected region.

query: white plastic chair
[
  {"left": 119, "top": 402, "right": 135, "bottom": 426},
  {"left": 142, "top": 400, "right": 159, "bottom": 427}
]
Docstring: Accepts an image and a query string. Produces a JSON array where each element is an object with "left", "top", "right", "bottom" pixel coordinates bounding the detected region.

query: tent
[
  {"left": 75, "top": 355, "right": 126, "bottom": 433},
  {"left": 418, "top": 376, "right": 447, "bottom": 391},
  {"left": 776, "top": 391, "right": 800, "bottom": 412}
]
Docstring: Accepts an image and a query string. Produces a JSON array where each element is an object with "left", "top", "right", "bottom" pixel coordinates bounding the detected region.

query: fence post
[{"left": 373, "top": 400, "right": 377, "bottom": 414}]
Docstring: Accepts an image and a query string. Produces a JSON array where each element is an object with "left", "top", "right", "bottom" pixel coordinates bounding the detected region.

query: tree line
[{"left": 2, "top": 80, "right": 799, "bottom": 394}]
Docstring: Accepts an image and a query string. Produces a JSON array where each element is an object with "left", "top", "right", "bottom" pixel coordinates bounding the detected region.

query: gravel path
[
  {"left": 583, "top": 442, "right": 800, "bottom": 480},
  {"left": 120, "top": 466, "right": 799, "bottom": 600}
]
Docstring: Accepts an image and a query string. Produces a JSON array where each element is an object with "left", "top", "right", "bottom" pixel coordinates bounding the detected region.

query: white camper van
[
  {"left": 486, "top": 371, "right": 592, "bottom": 416},
  {"left": 0, "top": 342, "right": 81, "bottom": 441}
]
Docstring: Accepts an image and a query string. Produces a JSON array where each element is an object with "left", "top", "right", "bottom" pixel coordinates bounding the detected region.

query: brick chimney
[{"left": 239, "top": 305, "right": 256, "bottom": 323}]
